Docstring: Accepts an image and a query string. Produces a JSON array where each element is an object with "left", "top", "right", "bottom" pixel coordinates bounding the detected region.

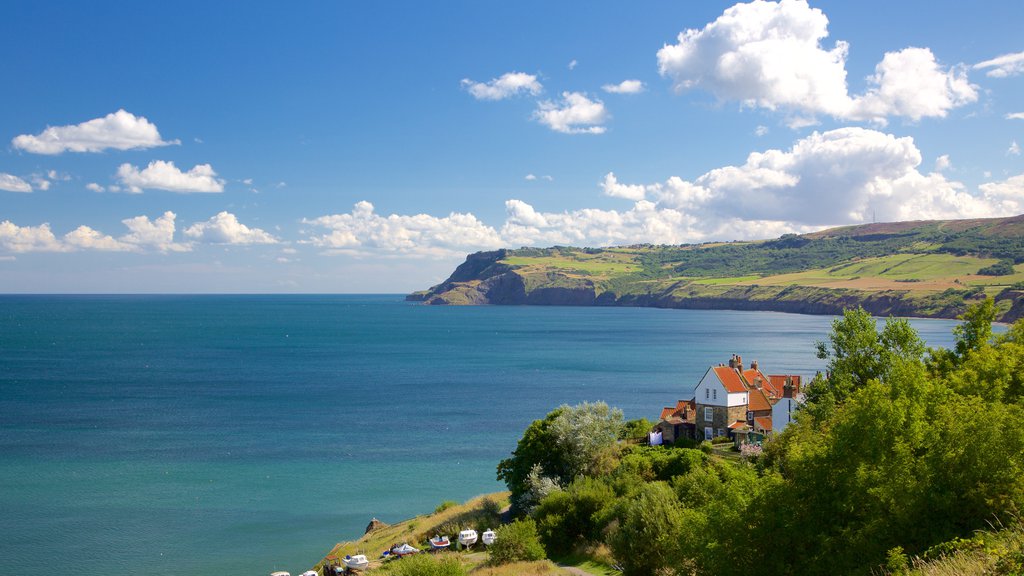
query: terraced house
[{"left": 657, "top": 355, "right": 802, "bottom": 444}]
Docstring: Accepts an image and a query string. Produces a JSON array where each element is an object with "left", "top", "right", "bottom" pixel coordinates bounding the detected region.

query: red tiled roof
[
  {"left": 728, "top": 420, "right": 748, "bottom": 430},
  {"left": 660, "top": 407, "right": 675, "bottom": 421},
  {"left": 747, "top": 387, "right": 773, "bottom": 412},
  {"left": 712, "top": 366, "right": 748, "bottom": 394},
  {"left": 754, "top": 416, "right": 773, "bottom": 432},
  {"left": 767, "top": 374, "right": 802, "bottom": 397}
]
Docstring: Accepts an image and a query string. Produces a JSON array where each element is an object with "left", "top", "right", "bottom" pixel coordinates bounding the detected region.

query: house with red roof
[{"left": 655, "top": 354, "right": 803, "bottom": 443}]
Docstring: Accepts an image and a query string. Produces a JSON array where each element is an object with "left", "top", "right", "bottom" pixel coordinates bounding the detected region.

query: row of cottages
[{"left": 657, "top": 354, "right": 803, "bottom": 444}]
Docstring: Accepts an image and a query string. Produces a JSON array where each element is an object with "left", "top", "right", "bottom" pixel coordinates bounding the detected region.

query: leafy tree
[
  {"left": 549, "top": 401, "right": 625, "bottom": 478},
  {"left": 952, "top": 296, "right": 996, "bottom": 360},
  {"left": 497, "top": 408, "right": 567, "bottom": 513},
  {"left": 608, "top": 482, "right": 685, "bottom": 576},
  {"left": 534, "top": 477, "right": 616, "bottom": 556},
  {"left": 488, "top": 518, "right": 546, "bottom": 565}
]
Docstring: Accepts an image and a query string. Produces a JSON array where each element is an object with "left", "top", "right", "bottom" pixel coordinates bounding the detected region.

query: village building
[{"left": 656, "top": 354, "right": 803, "bottom": 444}]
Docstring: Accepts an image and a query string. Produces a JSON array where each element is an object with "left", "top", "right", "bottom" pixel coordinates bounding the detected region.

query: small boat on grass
[
  {"left": 429, "top": 535, "right": 451, "bottom": 550},
  {"left": 391, "top": 543, "right": 420, "bottom": 557},
  {"left": 482, "top": 529, "right": 496, "bottom": 546},
  {"left": 342, "top": 554, "right": 370, "bottom": 571},
  {"left": 300, "top": 571, "right": 318, "bottom": 576},
  {"left": 270, "top": 572, "right": 290, "bottom": 576},
  {"left": 458, "top": 529, "right": 478, "bottom": 547}
]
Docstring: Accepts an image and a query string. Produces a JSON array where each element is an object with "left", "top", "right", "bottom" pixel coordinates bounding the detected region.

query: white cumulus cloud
[
  {"left": 461, "top": 72, "right": 543, "bottom": 100},
  {"left": 974, "top": 51, "right": 1024, "bottom": 78},
  {"left": 12, "top": 109, "right": 178, "bottom": 155},
  {"left": 656, "top": 0, "right": 976, "bottom": 126},
  {"left": 602, "top": 172, "right": 652, "bottom": 201},
  {"left": 303, "top": 201, "right": 504, "bottom": 257},
  {"left": 0, "top": 221, "right": 65, "bottom": 252},
  {"left": 1008, "top": 112, "right": 1024, "bottom": 120},
  {"left": 934, "top": 154, "right": 952, "bottom": 172},
  {"left": 0, "top": 173, "right": 32, "bottom": 193},
  {"left": 184, "top": 212, "right": 279, "bottom": 245},
  {"left": 602, "top": 80, "right": 645, "bottom": 94},
  {"left": 117, "top": 160, "right": 225, "bottom": 193},
  {"left": 533, "top": 92, "right": 608, "bottom": 134},
  {"left": 1010, "top": 141, "right": 1022, "bottom": 156},
  {"left": 63, "top": 226, "right": 134, "bottom": 252}
]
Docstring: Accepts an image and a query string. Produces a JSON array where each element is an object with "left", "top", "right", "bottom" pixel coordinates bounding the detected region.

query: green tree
[
  {"left": 534, "top": 477, "right": 616, "bottom": 557},
  {"left": 953, "top": 296, "right": 996, "bottom": 360},
  {"left": 488, "top": 518, "right": 546, "bottom": 565},
  {"left": 609, "top": 482, "right": 685, "bottom": 576},
  {"left": 497, "top": 408, "right": 566, "bottom": 513}
]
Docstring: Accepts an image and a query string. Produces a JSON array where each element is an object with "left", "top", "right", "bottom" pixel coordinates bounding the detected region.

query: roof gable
[{"left": 712, "top": 366, "right": 748, "bottom": 394}]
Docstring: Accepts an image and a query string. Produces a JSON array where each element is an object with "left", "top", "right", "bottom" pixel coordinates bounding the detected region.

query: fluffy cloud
[
  {"left": 1008, "top": 112, "right": 1024, "bottom": 120},
  {"left": 1010, "top": 141, "right": 1022, "bottom": 156},
  {"left": 116, "top": 160, "right": 225, "bottom": 193},
  {"left": 979, "top": 175, "right": 1024, "bottom": 214},
  {"left": 184, "top": 212, "right": 278, "bottom": 245},
  {"left": 12, "top": 109, "right": 178, "bottom": 154},
  {"left": 119, "top": 211, "right": 190, "bottom": 252},
  {"left": 934, "top": 154, "right": 952, "bottom": 172},
  {"left": 974, "top": 51, "right": 1024, "bottom": 78},
  {"left": 63, "top": 226, "right": 133, "bottom": 251},
  {"left": 602, "top": 172, "right": 651, "bottom": 201},
  {"left": 303, "top": 201, "right": 503, "bottom": 257},
  {"left": 533, "top": 92, "right": 608, "bottom": 134},
  {"left": 461, "top": 72, "right": 542, "bottom": 100},
  {"left": 656, "top": 0, "right": 976, "bottom": 126},
  {"left": 0, "top": 222, "right": 65, "bottom": 252},
  {"left": 301, "top": 127, "right": 1020, "bottom": 256},
  {"left": 0, "top": 173, "right": 32, "bottom": 193},
  {"left": 602, "top": 80, "right": 645, "bottom": 94}
]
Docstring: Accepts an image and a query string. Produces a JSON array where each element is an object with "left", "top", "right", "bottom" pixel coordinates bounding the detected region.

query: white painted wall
[
  {"left": 693, "top": 368, "right": 727, "bottom": 406},
  {"left": 771, "top": 394, "right": 805, "bottom": 434},
  {"left": 727, "top": 391, "right": 748, "bottom": 407}
]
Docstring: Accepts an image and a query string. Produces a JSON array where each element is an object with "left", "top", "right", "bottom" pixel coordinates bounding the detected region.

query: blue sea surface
[{"left": 0, "top": 295, "right": 966, "bottom": 575}]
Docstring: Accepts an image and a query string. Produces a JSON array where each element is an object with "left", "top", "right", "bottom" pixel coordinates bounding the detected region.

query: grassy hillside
[
  {"left": 411, "top": 215, "right": 1024, "bottom": 321},
  {"left": 310, "top": 494, "right": 602, "bottom": 576}
]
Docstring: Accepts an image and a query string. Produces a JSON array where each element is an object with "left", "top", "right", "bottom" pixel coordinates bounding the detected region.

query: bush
[
  {"left": 978, "top": 259, "right": 1015, "bottom": 276},
  {"left": 534, "top": 477, "right": 616, "bottom": 556},
  {"left": 489, "top": 518, "right": 546, "bottom": 565},
  {"left": 387, "top": 553, "right": 466, "bottom": 576},
  {"left": 711, "top": 435, "right": 731, "bottom": 445},
  {"left": 434, "top": 501, "right": 458, "bottom": 514}
]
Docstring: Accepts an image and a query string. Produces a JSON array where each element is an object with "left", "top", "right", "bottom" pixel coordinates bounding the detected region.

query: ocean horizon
[{"left": 1, "top": 295, "right": 968, "bottom": 575}]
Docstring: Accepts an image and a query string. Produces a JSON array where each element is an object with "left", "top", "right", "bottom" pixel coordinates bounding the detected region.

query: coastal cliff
[{"left": 409, "top": 215, "right": 1024, "bottom": 322}]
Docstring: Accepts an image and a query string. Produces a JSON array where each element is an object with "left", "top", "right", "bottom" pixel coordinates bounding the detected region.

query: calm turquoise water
[{"left": 0, "top": 295, "right": 965, "bottom": 575}]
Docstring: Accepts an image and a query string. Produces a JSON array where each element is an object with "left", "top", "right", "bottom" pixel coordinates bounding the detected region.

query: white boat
[
  {"left": 300, "top": 572, "right": 318, "bottom": 576},
  {"left": 429, "top": 535, "right": 451, "bottom": 549},
  {"left": 342, "top": 554, "right": 370, "bottom": 571},
  {"left": 270, "top": 572, "right": 290, "bottom": 576},
  {"left": 391, "top": 543, "right": 419, "bottom": 557},
  {"left": 482, "top": 529, "right": 497, "bottom": 546},
  {"left": 458, "top": 529, "right": 478, "bottom": 547}
]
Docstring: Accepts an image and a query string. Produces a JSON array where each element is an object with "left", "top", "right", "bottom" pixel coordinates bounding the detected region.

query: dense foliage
[
  {"left": 487, "top": 518, "right": 546, "bottom": 565},
  {"left": 497, "top": 298, "right": 1024, "bottom": 574}
]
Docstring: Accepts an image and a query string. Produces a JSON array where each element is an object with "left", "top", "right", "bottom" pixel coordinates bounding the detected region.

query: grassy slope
[{"left": 311, "top": 493, "right": 589, "bottom": 576}]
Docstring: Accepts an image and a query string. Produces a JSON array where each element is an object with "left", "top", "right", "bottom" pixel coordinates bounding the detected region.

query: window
[
  {"left": 704, "top": 426, "right": 713, "bottom": 440},
  {"left": 705, "top": 388, "right": 709, "bottom": 400},
  {"left": 704, "top": 407, "right": 713, "bottom": 422},
  {"left": 712, "top": 389, "right": 717, "bottom": 401},
  {"left": 717, "top": 428, "right": 724, "bottom": 437}
]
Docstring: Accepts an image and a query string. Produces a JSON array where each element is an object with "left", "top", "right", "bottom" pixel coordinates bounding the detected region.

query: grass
[
  {"left": 501, "top": 254, "right": 641, "bottom": 277},
  {"left": 316, "top": 494, "right": 509, "bottom": 574}
]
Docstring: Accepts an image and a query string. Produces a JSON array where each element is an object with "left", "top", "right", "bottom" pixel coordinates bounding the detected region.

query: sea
[{"left": 0, "top": 295, "right": 969, "bottom": 576}]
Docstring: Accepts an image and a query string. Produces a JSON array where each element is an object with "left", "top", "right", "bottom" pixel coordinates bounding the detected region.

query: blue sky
[{"left": 1, "top": 0, "right": 1023, "bottom": 292}]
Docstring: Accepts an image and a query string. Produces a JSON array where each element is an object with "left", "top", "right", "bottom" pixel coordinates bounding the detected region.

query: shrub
[
  {"left": 978, "top": 259, "right": 1015, "bottom": 276},
  {"left": 489, "top": 518, "right": 546, "bottom": 565},
  {"left": 434, "top": 501, "right": 458, "bottom": 514},
  {"left": 711, "top": 435, "right": 731, "bottom": 445},
  {"left": 534, "top": 477, "right": 616, "bottom": 556},
  {"left": 387, "top": 553, "right": 466, "bottom": 576}
]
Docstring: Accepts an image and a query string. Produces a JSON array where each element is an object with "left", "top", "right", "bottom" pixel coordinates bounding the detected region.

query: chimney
[
  {"left": 736, "top": 355, "right": 743, "bottom": 372},
  {"left": 751, "top": 360, "right": 758, "bottom": 371},
  {"left": 783, "top": 377, "right": 794, "bottom": 399},
  {"left": 728, "top": 355, "right": 736, "bottom": 369}
]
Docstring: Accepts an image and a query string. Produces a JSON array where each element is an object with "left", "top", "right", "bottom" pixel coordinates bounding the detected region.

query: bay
[{"left": 0, "top": 295, "right": 966, "bottom": 575}]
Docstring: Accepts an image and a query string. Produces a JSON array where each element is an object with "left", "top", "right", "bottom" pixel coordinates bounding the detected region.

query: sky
[{"left": 1, "top": 0, "right": 1023, "bottom": 293}]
